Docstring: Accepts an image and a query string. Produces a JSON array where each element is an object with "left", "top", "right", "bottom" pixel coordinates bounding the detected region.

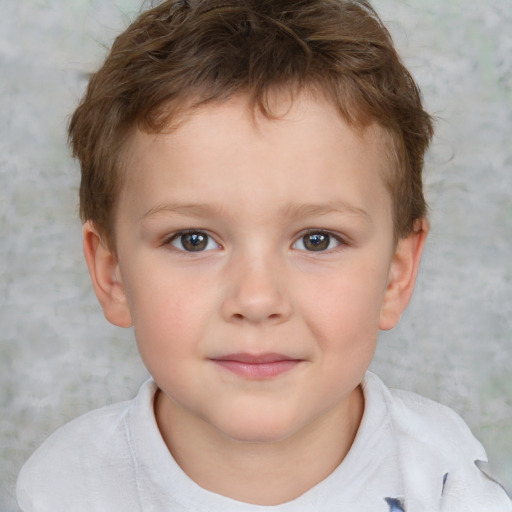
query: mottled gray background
[{"left": 1, "top": 0, "right": 511, "bottom": 510}]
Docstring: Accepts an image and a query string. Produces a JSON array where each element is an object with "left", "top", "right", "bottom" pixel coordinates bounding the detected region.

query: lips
[{"left": 210, "top": 353, "right": 302, "bottom": 379}]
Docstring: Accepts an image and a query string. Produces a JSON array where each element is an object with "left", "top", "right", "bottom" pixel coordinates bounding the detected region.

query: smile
[{"left": 210, "top": 353, "right": 302, "bottom": 379}]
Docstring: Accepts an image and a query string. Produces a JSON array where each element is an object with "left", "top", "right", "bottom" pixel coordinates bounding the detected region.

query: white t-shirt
[{"left": 17, "top": 372, "right": 512, "bottom": 511}]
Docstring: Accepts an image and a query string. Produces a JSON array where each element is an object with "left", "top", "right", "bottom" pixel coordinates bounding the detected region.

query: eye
[
  {"left": 293, "top": 231, "right": 342, "bottom": 252},
  {"left": 168, "top": 231, "right": 219, "bottom": 252}
]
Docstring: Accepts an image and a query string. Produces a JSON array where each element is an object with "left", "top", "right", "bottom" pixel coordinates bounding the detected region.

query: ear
[
  {"left": 82, "top": 221, "right": 133, "bottom": 328},
  {"left": 379, "top": 218, "right": 429, "bottom": 330}
]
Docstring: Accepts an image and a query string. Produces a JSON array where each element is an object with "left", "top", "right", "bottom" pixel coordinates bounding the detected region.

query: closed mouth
[
  {"left": 210, "top": 353, "right": 303, "bottom": 378},
  {"left": 212, "top": 353, "right": 298, "bottom": 364}
]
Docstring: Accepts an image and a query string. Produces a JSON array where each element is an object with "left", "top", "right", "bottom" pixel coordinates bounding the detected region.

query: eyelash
[
  {"left": 163, "top": 229, "right": 347, "bottom": 253},
  {"left": 293, "top": 229, "right": 346, "bottom": 253},
  {"left": 164, "top": 229, "right": 220, "bottom": 252}
]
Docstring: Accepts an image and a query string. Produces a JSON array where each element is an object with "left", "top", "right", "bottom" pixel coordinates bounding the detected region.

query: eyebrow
[
  {"left": 142, "top": 200, "right": 370, "bottom": 223},
  {"left": 142, "top": 202, "right": 227, "bottom": 220},
  {"left": 280, "top": 201, "right": 371, "bottom": 223}
]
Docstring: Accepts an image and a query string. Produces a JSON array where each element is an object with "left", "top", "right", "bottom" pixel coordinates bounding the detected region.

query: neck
[{"left": 154, "top": 386, "right": 364, "bottom": 506}]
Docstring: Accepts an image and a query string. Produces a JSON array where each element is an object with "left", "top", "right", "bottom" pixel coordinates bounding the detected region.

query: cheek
[
  {"left": 124, "top": 267, "right": 216, "bottom": 356},
  {"left": 297, "top": 260, "right": 389, "bottom": 354},
  {"left": 130, "top": 281, "right": 212, "bottom": 393},
  {"left": 296, "top": 273, "right": 382, "bottom": 406}
]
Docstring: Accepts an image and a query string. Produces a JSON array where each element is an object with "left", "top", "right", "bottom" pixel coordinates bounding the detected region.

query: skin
[{"left": 83, "top": 91, "right": 428, "bottom": 505}]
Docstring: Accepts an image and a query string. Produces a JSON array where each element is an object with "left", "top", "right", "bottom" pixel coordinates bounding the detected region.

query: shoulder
[
  {"left": 364, "top": 372, "right": 486, "bottom": 459},
  {"left": 16, "top": 380, "right": 156, "bottom": 511},
  {"left": 390, "top": 382, "right": 485, "bottom": 458},
  {"left": 363, "top": 372, "right": 512, "bottom": 510}
]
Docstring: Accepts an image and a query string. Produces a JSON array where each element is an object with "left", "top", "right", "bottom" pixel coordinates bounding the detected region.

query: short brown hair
[{"left": 69, "top": 0, "right": 433, "bottom": 247}]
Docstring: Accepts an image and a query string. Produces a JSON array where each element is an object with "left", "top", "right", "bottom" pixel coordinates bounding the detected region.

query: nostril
[{"left": 231, "top": 311, "right": 283, "bottom": 323}]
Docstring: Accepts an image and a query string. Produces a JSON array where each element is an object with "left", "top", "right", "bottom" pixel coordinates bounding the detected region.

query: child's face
[{"left": 87, "top": 92, "right": 422, "bottom": 444}]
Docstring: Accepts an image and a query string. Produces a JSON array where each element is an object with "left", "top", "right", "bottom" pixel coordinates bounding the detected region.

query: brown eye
[
  {"left": 303, "top": 232, "right": 330, "bottom": 251},
  {"left": 292, "top": 231, "right": 341, "bottom": 252},
  {"left": 170, "top": 231, "right": 217, "bottom": 252}
]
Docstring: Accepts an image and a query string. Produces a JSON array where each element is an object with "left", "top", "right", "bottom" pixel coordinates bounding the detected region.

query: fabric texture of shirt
[{"left": 17, "top": 372, "right": 512, "bottom": 512}]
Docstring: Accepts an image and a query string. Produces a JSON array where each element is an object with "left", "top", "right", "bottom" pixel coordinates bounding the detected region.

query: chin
[{"left": 213, "top": 413, "right": 301, "bottom": 445}]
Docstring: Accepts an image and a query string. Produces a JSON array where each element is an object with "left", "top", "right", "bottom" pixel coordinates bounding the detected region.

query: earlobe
[
  {"left": 379, "top": 218, "right": 429, "bottom": 331},
  {"left": 82, "top": 221, "right": 133, "bottom": 328}
]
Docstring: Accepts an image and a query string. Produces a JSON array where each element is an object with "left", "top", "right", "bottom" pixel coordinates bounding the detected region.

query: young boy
[{"left": 16, "top": 0, "right": 512, "bottom": 510}]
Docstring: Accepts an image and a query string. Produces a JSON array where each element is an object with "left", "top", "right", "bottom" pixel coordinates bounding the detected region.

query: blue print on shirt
[
  {"left": 441, "top": 472, "right": 449, "bottom": 496},
  {"left": 384, "top": 497, "right": 405, "bottom": 512}
]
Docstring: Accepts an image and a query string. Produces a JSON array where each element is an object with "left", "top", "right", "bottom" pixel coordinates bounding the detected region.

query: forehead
[
  {"left": 124, "top": 90, "right": 393, "bottom": 171},
  {"left": 119, "top": 92, "right": 394, "bottom": 225}
]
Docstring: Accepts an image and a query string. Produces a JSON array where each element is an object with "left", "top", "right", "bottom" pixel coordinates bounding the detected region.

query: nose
[{"left": 220, "top": 252, "right": 292, "bottom": 325}]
